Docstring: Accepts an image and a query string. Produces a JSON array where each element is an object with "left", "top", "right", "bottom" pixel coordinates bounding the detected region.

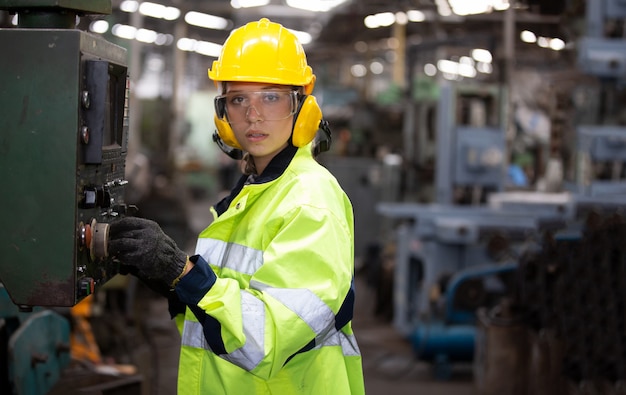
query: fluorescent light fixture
[
  {"left": 537, "top": 36, "right": 550, "bottom": 48},
  {"left": 448, "top": 0, "right": 509, "bottom": 15},
  {"left": 177, "top": 38, "right": 196, "bottom": 51},
  {"left": 177, "top": 38, "right": 223, "bottom": 57},
  {"left": 458, "top": 63, "right": 477, "bottom": 78},
  {"left": 476, "top": 62, "right": 493, "bottom": 74},
  {"left": 230, "top": 0, "right": 270, "bottom": 8},
  {"left": 364, "top": 12, "right": 396, "bottom": 28},
  {"left": 459, "top": 56, "right": 475, "bottom": 66},
  {"left": 112, "top": 24, "right": 137, "bottom": 39},
  {"left": 120, "top": 0, "right": 139, "bottom": 12},
  {"left": 520, "top": 30, "right": 537, "bottom": 43},
  {"left": 549, "top": 38, "right": 565, "bottom": 51},
  {"left": 90, "top": 20, "right": 109, "bottom": 34},
  {"left": 471, "top": 48, "right": 492, "bottom": 63},
  {"left": 286, "top": 0, "right": 348, "bottom": 12},
  {"left": 139, "top": 2, "right": 180, "bottom": 20},
  {"left": 154, "top": 34, "right": 174, "bottom": 46},
  {"left": 185, "top": 11, "right": 229, "bottom": 30},
  {"left": 195, "top": 41, "right": 223, "bottom": 57},
  {"left": 437, "top": 59, "right": 458, "bottom": 74},
  {"left": 435, "top": 0, "right": 452, "bottom": 16},
  {"left": 111, "top": 23, "right": 173, "bottom": 45},
  {"left": 437, "top": 59, "right": 477, "bottom": 78},
  {"left": 407, "top": 10, "right": 426, "bottom": 22},
  {"left": 395, "top": 12, "right": 408, "bottom": 25},
  {"left": 136, "top": 28, "right": 158, "bottom": 43},
  {"left": 493, "top": 0, "right": 510, "bottom": 11}
]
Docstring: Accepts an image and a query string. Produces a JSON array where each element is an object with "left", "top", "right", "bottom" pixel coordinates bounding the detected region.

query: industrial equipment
[
  {"left": 0, "top": 0, "right": 130, "bottom": 309},
  {"left": 378, "top": 201, "right": 568, "bottom": 378},
  {"left": 0, "top": 1, "right": 134, "bottom": 393},
  {"left": 434, "top": 83, "right": 507, "bottom": 205},
  {"left": 471, "top": 1, "right": 626, "bottom": 393},
  {"left": 375, "top": 81, "right": 544, "bottom": 378}
]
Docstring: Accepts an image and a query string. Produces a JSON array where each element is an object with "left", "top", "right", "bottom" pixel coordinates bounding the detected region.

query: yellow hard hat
[{"left": 208, "top": 18, "right": 316, "bottom": 94}]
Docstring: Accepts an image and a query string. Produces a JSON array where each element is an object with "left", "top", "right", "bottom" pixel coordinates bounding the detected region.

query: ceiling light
[
  {"left": 407, "top": 10, "right": 426, "bottom": 22},
  {"left": 184, "top": 11, "right": 229, "bottom": 30},
  {"left": 477, "top": 62, "right": 493, "bottom": 74},
  {"left": 177, "top": 38, "right": 196, "bottom": 51},
  {"left": 549, "top": 38, "right": 565, "bottom": 51},
  {"left": 177, "top": 38, "right": 223, "bottom": 57},
  {"left": 195, "top": 41, "right": 223, "bottom": 57},
  {"left": 424, "top": 63, "right": 437, "bottom": 76},
  {"left": 364, "top": 12, "right": 396, "bottom": 29},
  {"left": 448, "top": 0, "right": 509, "bottom": 15},
  {"left": 537, "top": 37, "right": 550, "bottom": 48},
  {"left": 90, "top": 20, "right": 109, "bottom": 34},
  {"left": 435, "top": 0, "right": 452, "bottom": 16},
  {"left": 370, "top": 61, "right": 384, "bottom": 75},
  {"left": 139, "top": 2, "right": 180, "bottom": 20},
  {"left": 471, "top": 48, "right": 492, "bottom": 63},
  {"left": 395, "top": 12, "right": 408, "bottom": 25},
  {"left": 112, "top": 24, "right": 137, "bottom": 40},
  {"left": 120, "top": 0, "right": 139, "bottom": 13},
  {"left": 136, "top": 28, "right": 158, "bottom": 43},
  {"left": 520, "top": 30, "right": 537, "bottom": 43},
  {"left": 230, "top": 0, "right": 270, "bottom": 8},
  {"left": 351, "top": 64, "right": 367, "bottom": 78},
  {"left": 286, "top": 0, "right": 348, "bottom": 12}
]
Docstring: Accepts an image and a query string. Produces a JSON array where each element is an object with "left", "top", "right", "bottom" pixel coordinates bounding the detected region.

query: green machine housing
[{"left": 0, "top": 0, "right": 130, "bottom": 308}]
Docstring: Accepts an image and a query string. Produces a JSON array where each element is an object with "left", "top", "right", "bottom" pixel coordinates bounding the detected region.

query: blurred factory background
[{"left": 1, "top": 0, "right": 626, "bottom": 394}]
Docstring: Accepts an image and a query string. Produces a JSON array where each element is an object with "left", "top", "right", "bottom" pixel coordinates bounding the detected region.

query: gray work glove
[{"left": 108, "top": 217, "right": 187, "bottom": 296}]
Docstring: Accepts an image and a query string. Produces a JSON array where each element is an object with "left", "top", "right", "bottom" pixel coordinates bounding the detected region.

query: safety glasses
[{"left": 215, "top": 90, "right": 298, "bottom": 125}]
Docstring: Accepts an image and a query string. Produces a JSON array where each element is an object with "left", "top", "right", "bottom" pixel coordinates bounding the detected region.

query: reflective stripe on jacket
[{"left": 174, "top": 145, "right": 365, "bottom": 394}]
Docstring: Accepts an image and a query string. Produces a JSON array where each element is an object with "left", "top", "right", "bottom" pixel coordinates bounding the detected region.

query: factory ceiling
[{"left": 106, "top": 0, "right": 573, "bottom": 63}]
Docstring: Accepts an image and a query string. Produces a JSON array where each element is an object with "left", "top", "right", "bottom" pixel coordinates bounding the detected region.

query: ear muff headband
[{"left": 213, "top": 94, "right": 323, "bottom": 150}]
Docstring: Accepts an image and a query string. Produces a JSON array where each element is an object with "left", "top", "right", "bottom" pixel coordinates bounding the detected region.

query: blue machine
[
  {"left": 377, "top": 0, "right": 626, "bottom": 387},
  {"left": 338, "top": 85, "right": 526, "bottom": 378},
  {"left": 0, "top": 285, "right": 70, "bottom": 395},
  {"left": 378, "top": 201, "right": 565, "bottom": 378},
  {"left": 376, "top": 82, "right": 568, "bottom": 378}
]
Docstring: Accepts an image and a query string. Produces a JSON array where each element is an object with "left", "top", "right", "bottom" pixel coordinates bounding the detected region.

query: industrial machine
[
  {"left": 375, "top": 81, "right": 553, "bottom": 378},
  {"left": 0, "top": 1, "right": 134, "bottom": 393},
  {"left": 471, "top": 1, "right": 626, "bottom": 393},
  {"left": 378, "top": 0, "right": 626, "bottom": 385}
]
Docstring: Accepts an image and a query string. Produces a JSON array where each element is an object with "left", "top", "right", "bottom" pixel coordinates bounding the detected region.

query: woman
[{"left": 108, "top": 18, "right": 364, "bottom": 394}]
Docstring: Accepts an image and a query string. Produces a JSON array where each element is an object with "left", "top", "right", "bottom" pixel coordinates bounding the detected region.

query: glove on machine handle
[{"left": 107, "top": 217, "right": 188, "bottom": 296}]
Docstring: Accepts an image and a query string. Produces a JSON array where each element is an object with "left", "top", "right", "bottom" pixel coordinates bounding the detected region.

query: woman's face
[{"left": 223, "top": 82, "right": 296, "bottom": 173}]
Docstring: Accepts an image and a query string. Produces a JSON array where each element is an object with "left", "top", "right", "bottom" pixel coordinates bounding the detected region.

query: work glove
[{"left": 108, "top": 217, "right": 188, "bottom": 297}]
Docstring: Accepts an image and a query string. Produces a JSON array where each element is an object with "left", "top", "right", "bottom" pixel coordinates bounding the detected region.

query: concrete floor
[
  {"left": 51, "top": 278, "right": 477, "bottom": 395},
  {"left": 353, "top": 279, "right": 478, "bottom": 395}
]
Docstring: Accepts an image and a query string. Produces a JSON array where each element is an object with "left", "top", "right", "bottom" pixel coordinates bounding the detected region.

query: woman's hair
[{"left": 241, "top": 152, "right": 257, "bottom": 175}]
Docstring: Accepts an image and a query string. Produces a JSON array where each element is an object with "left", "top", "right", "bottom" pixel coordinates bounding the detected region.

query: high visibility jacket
[{"left": 172, "top": 144, "right": 365, "bottom": 394}]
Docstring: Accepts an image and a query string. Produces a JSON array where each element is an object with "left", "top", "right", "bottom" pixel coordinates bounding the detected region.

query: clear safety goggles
[{"left": 215, "top": 90, "right": 299, "bottom": 124}]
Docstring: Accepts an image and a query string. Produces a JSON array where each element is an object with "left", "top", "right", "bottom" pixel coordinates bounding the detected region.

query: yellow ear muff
[
  {"left": 292, "top": 95, "right": 322, "bottom": 147},
  {"left": 213, "top": 114, "right": 242, "bottom": 149}
]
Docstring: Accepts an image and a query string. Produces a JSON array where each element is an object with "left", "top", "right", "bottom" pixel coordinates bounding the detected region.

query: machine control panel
[{"left": 0, "top": 27, "right": 131, "bottom": 308}]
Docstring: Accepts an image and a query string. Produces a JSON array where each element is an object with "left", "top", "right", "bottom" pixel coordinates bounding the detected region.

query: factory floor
[
  {"left": 50, "top": 277, "right": 477, "bottom": 395},
  {"left": 50, "top": 190, "right": 478, "bottom": 394}
]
